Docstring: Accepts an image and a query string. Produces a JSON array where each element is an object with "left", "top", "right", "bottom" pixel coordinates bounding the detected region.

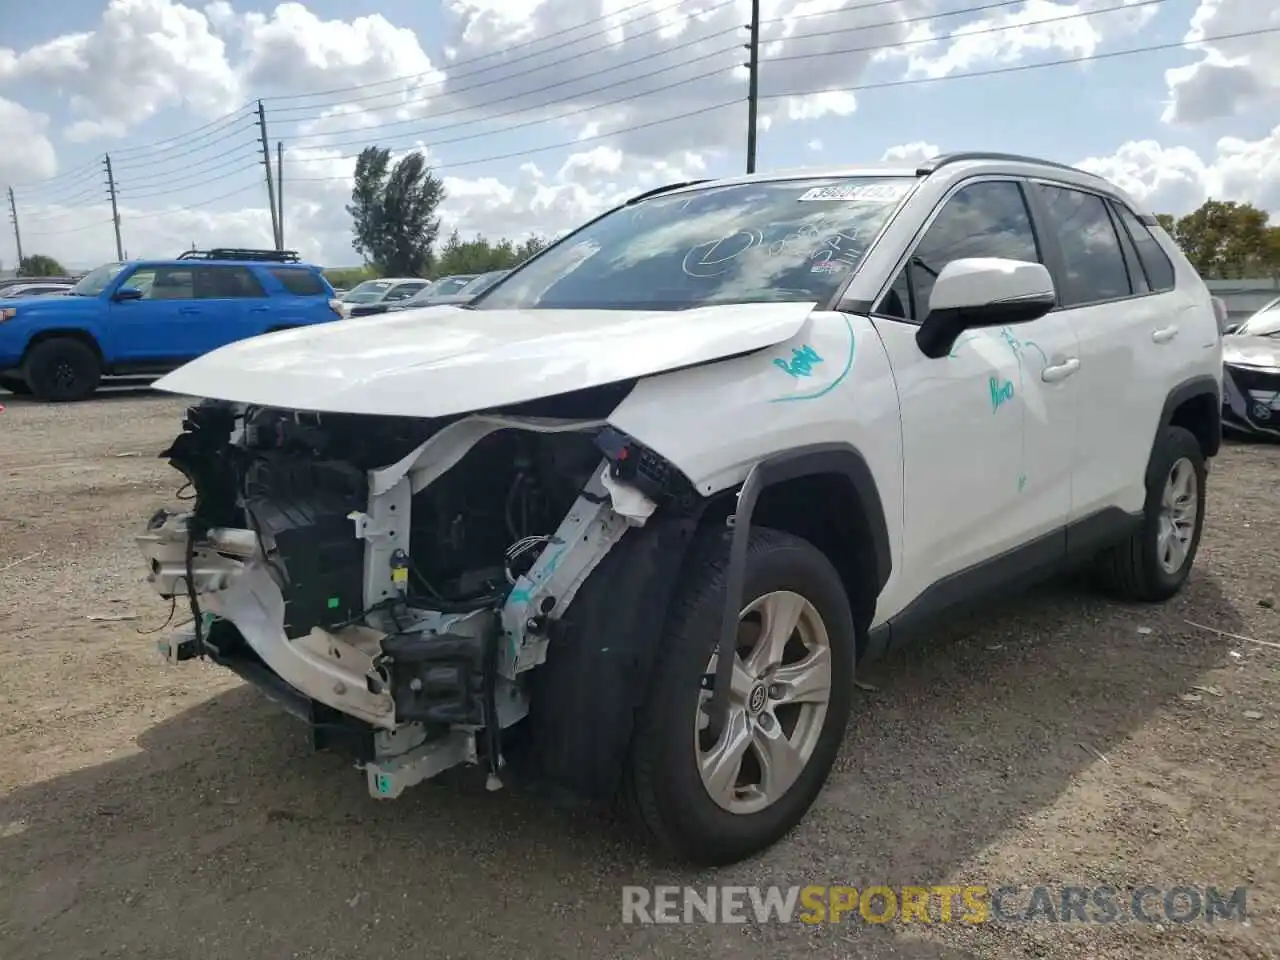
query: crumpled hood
[
  {"left": 1223, "top": 334, "right": 1280, "bottom": 369},
  {"left": 154, "top": 301, "right": 818, "bottom": 417}
]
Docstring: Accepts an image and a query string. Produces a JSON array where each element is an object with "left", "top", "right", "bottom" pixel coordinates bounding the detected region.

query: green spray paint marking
[
  {"left": 989, "top": 376, "right": 1014, "bottom": 412},
  {"left": 326, "top": 596, "right": 340, "bottom": 610},
  {"left": 374, "top": 773, "right": 392, "bottom": 795}
]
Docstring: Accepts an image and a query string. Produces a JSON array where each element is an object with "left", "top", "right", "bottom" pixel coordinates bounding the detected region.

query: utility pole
[
  {"left": 276, "top": 140, "right": 284, "bottom": 250},
  {"left": 103, "top": 154, "right": 123, "bottom": 261},
  {"left": 6, "top": 187, "right": 22, "bottom": 273},
  {"left": 745, "top": 0, "right": 760, "bottom": 174},
  {"left": 257, "top": 100, "right": 281, "bottom": 250}
]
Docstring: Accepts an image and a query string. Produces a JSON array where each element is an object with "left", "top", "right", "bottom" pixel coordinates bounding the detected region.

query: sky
[{"left": 0, "top": 0, "right": 1276, "bottom": 270}]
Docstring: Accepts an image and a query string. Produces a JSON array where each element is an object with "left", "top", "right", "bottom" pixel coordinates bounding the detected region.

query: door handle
[
  {"left": 1152, "top": 325, "right": 1179, "bottom": 343},
  {"left": 1041, "top": 358, "right": 1080, "bottom": 383}
]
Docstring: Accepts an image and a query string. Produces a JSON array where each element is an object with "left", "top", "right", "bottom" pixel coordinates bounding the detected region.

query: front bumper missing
[{"left": 137, "top": 510, "right": 399, "bottom": 730}]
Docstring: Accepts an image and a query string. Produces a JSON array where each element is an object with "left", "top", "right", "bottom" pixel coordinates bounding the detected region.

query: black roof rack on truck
[{"left": 176, "top": 248, "right": 302, "bottom": 263}]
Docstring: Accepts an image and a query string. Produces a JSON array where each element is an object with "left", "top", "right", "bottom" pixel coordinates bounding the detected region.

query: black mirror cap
[
  {"left": 916, "top": 294, "right": 1055, "bottom": 359},
  {"left": 112, "top": 287, "right": 143, "bottom": 302}
]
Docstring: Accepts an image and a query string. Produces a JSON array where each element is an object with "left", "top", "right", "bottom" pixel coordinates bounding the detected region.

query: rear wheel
[
  {"left": 1094, "top": 425, "right": 1206, "bottom": 601},
  {"left": 625, "top": 526, "right": 856, "bottom": 866},
  {"left": 23, "top": 337, "right": 102, "bottom": 402}
]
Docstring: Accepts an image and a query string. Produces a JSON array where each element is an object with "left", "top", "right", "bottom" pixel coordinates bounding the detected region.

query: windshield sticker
[
  {"left": 810, "top": 259, "right": 846, "bottom": 275},
  {"left": 797, "top": 183, "right": 911, "bottom": 203}
]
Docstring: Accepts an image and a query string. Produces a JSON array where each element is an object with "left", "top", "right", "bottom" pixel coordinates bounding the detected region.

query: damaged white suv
[{"left": 139, "top": 152, "right": 1222, "bottom": 866}]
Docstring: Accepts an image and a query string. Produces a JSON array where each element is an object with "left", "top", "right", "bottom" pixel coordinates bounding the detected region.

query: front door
[{"left": 868, "top": 177, "right": 1077, "bottom": 616}]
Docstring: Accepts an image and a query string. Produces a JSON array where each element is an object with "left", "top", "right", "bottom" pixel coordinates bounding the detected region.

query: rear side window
[
  {"left": 194, "top": 266, "right": 267, "bottom": 299},
  {"left": 1111, "top": 203, "right": 1176, "bottom": 292},
  {"left": 268, "top": 266, "right": 327, "bottom": 296},
  {"left": 1036, "top": 184, "right": 1132, "bottom": 307}
]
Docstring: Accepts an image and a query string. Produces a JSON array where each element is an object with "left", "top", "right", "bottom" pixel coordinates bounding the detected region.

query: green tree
[
  {"left": 346, "top": 146, "right": 446, "bottom": 277},
  {"left": 1154, "top": 200, "right": 1279, "bottom": 279},
  {"left": 433, "top": 230, "right": 548, "bottom": 277},
  {"left": 19, "top": 254, "right": 67, "bottom": 277}
]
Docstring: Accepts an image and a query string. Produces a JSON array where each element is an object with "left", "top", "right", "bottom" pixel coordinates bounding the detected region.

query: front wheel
[
  {"left": 23, "top": 337, "right": 102, "bottom": 402},
  {"left": 625, "top": 526, "right": 856, "bottom": 866}
]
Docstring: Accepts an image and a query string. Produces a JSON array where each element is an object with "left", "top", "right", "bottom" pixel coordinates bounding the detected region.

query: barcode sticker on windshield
[{"left": 797, "top": 183, "right": 911, "bottom": 203}]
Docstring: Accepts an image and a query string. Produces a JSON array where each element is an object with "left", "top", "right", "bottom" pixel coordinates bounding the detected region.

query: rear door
[
  {"left": 191, "top": 265, "right": 272, "bottom": 349},
  {"left": 1026, "top": 181, "right": 1179, "bottom": 521}
]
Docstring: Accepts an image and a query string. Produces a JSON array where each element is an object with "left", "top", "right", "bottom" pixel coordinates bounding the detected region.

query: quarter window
[
  {"left": 1037, "top": 184, "right": 1132, "bottom": 307},
  {"left": 877, "top": 180, "right": 1041, "bottom": 322},
  {"left": 1111, "top": 202, "right": 1176, "bottom": 292}
]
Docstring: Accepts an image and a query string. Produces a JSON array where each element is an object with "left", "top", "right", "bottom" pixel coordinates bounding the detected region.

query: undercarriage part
[{"left": 140, "top": 399, "right": 695, "bottom": 798}]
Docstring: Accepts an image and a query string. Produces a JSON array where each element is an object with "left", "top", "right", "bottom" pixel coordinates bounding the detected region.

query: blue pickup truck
[{"left": 0, "top": 248, "right": 343, "bottom": 401}]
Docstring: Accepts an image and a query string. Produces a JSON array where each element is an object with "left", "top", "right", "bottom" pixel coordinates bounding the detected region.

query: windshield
[
  {"left": 432, "top": 275, "right": 475, "bottom": 296},
  {"left": 342, "top": 280, "right": 393, "bottom": 303},
  {"left": 473, "top": 177, "right": 915, "bottom": 311},
  {"left": 459, "top": 271, "right": 507, "bottom": 296},
  {"left": 71, "top": 262, "right": 126, "bottom": 296},
  {"left": 1235, "top": 297, "right": 1280, "bottom": 337}
]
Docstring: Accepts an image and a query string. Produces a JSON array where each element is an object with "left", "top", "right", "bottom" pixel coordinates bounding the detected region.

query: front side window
[
  {"left": 472, "top": 177, "right": 916, "bottom": 311},
  {"left": 71, "top": 262, "right": 126, "bottom": 296},
  {"left": 123, "top": 267, "right": 195, "bottom": 300},
  {"left": 434, "top": 276, "right": 475, "bottom": 296},
  {"left": 384, "top": 282, "right": 426, "bottom": 302},
  {"left": 1037, "top": 184, "right": 1132, "bottom": 307},
  {"left": 877, "top": 180, "right": 1041, "bottom": 322}
]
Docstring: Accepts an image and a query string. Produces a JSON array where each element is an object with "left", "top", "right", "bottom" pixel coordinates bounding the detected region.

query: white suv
[{"left": 137, "top": 152, "right": 1222, "bottom": 867}]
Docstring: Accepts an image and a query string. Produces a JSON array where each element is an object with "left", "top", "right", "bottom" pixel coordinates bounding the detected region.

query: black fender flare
[
  {"left": 1148, "top": 374, "right": 1221, "bottom": 486},
  {"left": 705, "top": 441, "right": 891, "bottom": 740}
]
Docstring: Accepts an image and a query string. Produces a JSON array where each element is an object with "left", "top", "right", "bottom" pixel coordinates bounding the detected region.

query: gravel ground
[{"left": 0, "top": 389, "right": 1277, "bottom": 960}]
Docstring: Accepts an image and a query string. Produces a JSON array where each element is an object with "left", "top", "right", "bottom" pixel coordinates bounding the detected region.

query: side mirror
[
  {"left": 1222, "top": 322, "right": 1241, "bottom": 336},
  {"left": 916, "top": 258, "right": 1056, "bottom": 359},
  {"left": 112, "top": 286, "right": 143, "bottom": 302}
]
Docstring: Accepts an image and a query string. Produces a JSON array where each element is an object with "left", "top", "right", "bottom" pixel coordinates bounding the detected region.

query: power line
[
  {"left": 763, "top": 0, "right": 1166, "bottom": 67},
  {"left": 122, "top": 181, "right": 265, "bottom": 219},
  {"left": 22, "top": 218, "right": 114, "bottom": 238},
  {"left": 280, "top": 0, "right": 1164, "bottom": 161},
  {"left": 276, "top": 31, "right": 742, "bottom": 147},
  {"left": 759, "top": 24, "right": 1280, "bottom": 100},
  {"left": 104, "top": 103, "right": 257, "bottom": 159},
  {"left": 289, "top": 98, "right": 745, "bottom": 181},
  {"left": 264, "top": 0, "right": 737, "bottom": 105},
  {"left": 118, "top": 163, "right": 262, "bottom": 202},
  {"left": 109, "top": 118, "right": 259, "bottom": 172},
  {"left": 112, "top": 144, "right": 261, "bottom": 194},
  {"left": 285, "top": 47, "right": 741, "bottom": 157}
]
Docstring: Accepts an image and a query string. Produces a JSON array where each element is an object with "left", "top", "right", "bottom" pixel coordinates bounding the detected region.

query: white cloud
[
  {"left": 880, "top": 141, "right": 940, "bottom": 163},
  {"left": 1075, "top": 125, "right": 1280, "bottom": 215},
  {"left": 0, "top": 0, "right": 241, "bottom": 138},
  {"left": 0, "top": 99, "right": 56, "bottom": 183},
  {"left": 1162, "top": 0, "right": 1280, "bottom": 124}
]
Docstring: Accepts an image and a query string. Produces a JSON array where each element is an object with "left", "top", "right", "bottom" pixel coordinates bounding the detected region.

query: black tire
[
  {"left": 1093, "top": 424, "right": 1207, "bottom": 602},
  {"left": 0, "top": 374, "right": 31, "bottom": 395},
  {"left": 624, "top": 525, "right": 856, "bottom": 866},
  {"left": 23, "top": 337, "right": 102, "bottom": 402}
]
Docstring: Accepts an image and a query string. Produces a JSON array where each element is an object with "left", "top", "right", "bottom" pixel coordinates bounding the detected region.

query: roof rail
[
  {"left": 176, "top": 247, "right": 302, "bottom": 263},
  {"left": 623, "top": 179, "right": 713, "bottom": 205},
  {"left": 915, "top": 152, "right": 1101, "bottom": 179}
]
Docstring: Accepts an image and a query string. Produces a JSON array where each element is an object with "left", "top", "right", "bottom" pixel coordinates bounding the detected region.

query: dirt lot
[{"left": 0, "top": 389, "right": 1276, "bottom": 960}]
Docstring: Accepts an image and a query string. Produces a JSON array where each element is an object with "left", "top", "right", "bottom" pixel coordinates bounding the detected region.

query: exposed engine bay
[{"left": 137, "top": 397, "right": 693, "bottom": 799}]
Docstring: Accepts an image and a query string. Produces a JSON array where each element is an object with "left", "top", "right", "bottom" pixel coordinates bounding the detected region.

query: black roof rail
[
  {"left": 623, "top": 179, "right": 713, "bottom": 205},
  {"left": 176, "top": 247, "right": 302, "bottom": 263},
  {"left": 915, "top": 152, "right": 1102, "bottom": 179}
]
